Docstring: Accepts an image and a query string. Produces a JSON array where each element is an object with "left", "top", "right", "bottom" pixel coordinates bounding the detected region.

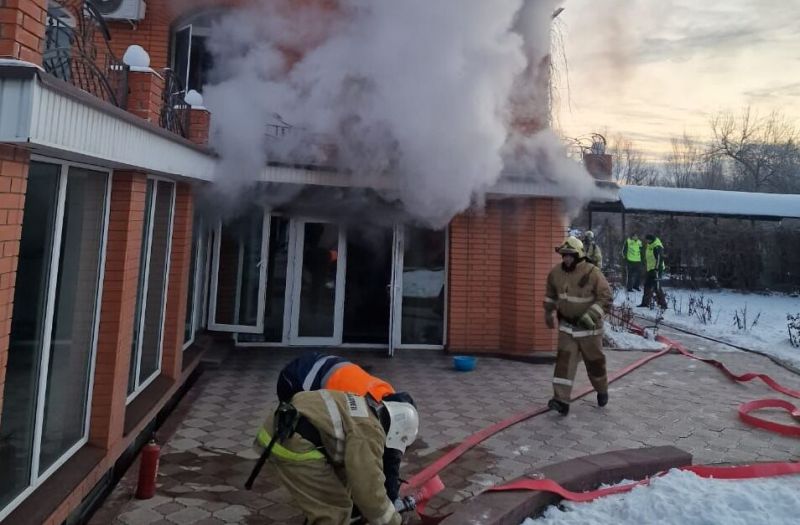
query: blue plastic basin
[{"left": 453, "top": 356, "right": 477, "bottom": 372}]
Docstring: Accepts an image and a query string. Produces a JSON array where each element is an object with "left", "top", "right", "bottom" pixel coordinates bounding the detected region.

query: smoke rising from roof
[{"left": 201, "top": 0, "right": 596, "bottom": 226}]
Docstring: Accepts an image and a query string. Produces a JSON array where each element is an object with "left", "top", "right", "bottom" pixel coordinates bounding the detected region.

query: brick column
[
  {"left": 0, "top": 0, "right": 47, "bottom": 65},
  {"left": 126, "top": 69, "right": 165, "bottom": 124},
  {"left": 89, "top": 172, "right": 147, "bottom": 449},
  {"left": 0, "top": 145, "right": 28, "bottom": 423},
  {"left": 188, "top": 108, "right": 211, "bottom": 146},
  {"left": 447, "top": 197, "right": 565, "bottom": 355},
  {"left": 161, "top": 182, "right": 193, "bottom": 380}
]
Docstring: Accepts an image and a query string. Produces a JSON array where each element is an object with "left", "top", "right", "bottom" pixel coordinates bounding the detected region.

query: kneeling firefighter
[
  {"left": 276, "top": 353, "right": 410, "bottom": 502},
  {"left": 277, "top": 352, "right": 395, "bottom": 405},
  {"left": 247, "top": 390, "right": 419, "bottom": 525}
]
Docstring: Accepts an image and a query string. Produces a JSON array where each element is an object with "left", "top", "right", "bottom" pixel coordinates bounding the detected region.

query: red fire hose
[
  {"left": 489, "top": 462, "right": 800, "bottom": 502},
  {"left": 404, "top": 320, "right": 800, "bottom": 520}
]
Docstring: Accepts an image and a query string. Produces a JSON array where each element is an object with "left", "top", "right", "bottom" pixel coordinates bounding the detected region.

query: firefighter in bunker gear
[
  {"left": 582, "top": 230, "right": 603, "bottom": 268},
  {"left": 544, "top": 236, "right": 612, "bottom": 416},
  {"left": 277, "top": 353, "right": 395, "bottom": 404},
  {"left": 276, "top": 353, "right": 408, "bottom": 501},
  {"left": 253, "top": 390, "right": 419, "bottom": 525}
]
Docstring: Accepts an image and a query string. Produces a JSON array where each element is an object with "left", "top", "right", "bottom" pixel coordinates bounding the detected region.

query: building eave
[{"left": 0, "top": 61, "right": 216, "bottom": 181}]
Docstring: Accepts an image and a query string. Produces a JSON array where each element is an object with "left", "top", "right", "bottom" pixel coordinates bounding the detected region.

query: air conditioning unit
[{"left": 94, "top": 0, "right": 146, "bottom": 21}]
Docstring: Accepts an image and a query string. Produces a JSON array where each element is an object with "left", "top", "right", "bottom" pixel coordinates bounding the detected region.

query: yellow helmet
[{"left": 555, "top": 236, "right": 585, "bottom": 258}]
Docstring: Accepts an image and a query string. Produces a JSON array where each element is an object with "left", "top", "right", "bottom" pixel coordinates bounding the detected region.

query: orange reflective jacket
[{"left": 325, "top": 363, "right": 395, "bottom": 402}]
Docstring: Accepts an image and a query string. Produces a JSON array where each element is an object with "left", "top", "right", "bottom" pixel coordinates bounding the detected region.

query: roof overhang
[
  {"left": 588, "top": 185, "right": 800, "bottom": 222},
  {"left": 0, "top": 61, "right": 216, "bottom": 181}
]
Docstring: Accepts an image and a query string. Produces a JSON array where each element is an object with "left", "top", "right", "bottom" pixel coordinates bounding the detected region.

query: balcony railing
[
  {"left": 43, "top": 1, "right": 128, "bottom": 108},
  {"left": 160, "top": 68, "right": 191, "bottom": 139}
]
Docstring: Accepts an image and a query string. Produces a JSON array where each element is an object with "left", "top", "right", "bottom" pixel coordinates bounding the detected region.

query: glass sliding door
[
  {"left": 290, "top": 221, "right": 346, "bottom": 345},
  {"left": 0, "top": 161, "right": 109, "bottom": 520},
  {"left": 392, "top": 227, "right": 447, "bottom": 349},
  {"left": 208, "top": 207, "right": 269, "bottom": 333},
  {"left": 128, "top": 179, "right": 175, "bottom": 399}
]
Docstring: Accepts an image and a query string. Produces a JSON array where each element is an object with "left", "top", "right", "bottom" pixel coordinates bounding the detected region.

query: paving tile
[
  {"left": 165, "top": 506, "right": 212, "bottom": 524},
  {"left": 95, "top": 344, "right": 800, "bottom": 525}
]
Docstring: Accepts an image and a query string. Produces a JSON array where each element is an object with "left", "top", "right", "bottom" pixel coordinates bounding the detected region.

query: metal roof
[{"left": 589, "top": 185, "right": 800, "bottom": 221}]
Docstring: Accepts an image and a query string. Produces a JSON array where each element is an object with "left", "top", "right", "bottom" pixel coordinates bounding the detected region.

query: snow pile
[
  {"left": 524, "top": 469, "right": 800, "bottom": 525},
  {"left": 617, "top": 289, "right": 800, "bottom": 370},
  {"left": 604, "top": 326, "right": 667, "bottom": 351}
]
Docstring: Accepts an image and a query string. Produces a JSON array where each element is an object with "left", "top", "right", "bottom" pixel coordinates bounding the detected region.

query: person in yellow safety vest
[
  {"left": 253, "top": 390, "right": 419, "bottom": 525},
  {"left": 621, "top": 233, "right": 643, "bottom": 292},
  {"left": 639, "top": 234, "right": 668, "bottom": 309},
  {"left": 582, "top": 230, "right": 603, "bottom": 268},
  {"left": 276, "top": 353, "right": 407, "bottom": 503},
  {"left": 543, "top": 236, "right": 612, "bottom": 416}
]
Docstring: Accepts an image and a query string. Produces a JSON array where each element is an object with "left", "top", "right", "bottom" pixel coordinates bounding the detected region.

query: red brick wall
[
  {"left": 0, "top": 0, "right": 47, "bottom": 64},
  {"left": 0, "top": 145, "right": 28, "bottom": 422},
  {"left": 448, "top": 197, "right": 565, "bottom": 355},
  {"left": 126, "top": 70, "right": 166, "bottom": 124},
  {"left": 89, "top": 172, "right": 148, "bottom": 449},
  {"left": 105, "top": 0, "right": 245, "bottom": 70},
  {"left": 188, "top": 108, "right": 211, "bottom": 146},
  {"left": 161, "top": 182, "right": 193, "bottom": 380}
]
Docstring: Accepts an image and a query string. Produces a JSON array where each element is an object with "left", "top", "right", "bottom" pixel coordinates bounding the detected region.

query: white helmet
[{"left": 383, "top": 401, "right": 419, "bottom": 453}]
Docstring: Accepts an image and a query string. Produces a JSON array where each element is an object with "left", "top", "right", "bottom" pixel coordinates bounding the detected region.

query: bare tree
[
  {"left": 664, "top": 133, "right": 703, "bottom": 188},
  {"left": 710, "top": 108, "right": 800, "bottom": 193},
  {"left": 608, "top": 134, "right": 655, "bottom": 186}
]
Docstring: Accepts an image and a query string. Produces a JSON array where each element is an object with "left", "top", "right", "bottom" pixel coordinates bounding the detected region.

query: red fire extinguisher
[{"left": 135, "top": 436, "right": 161, "bottom": 499}]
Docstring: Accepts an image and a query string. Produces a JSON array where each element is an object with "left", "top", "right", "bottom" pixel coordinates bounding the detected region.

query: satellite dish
[{"left": 93, "top": 0, "right": 124, "bottom": 15}]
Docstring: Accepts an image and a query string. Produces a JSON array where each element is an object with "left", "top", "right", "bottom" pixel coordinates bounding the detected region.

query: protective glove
[
  {"left": 577, "top": 312, "right": 597, "bottom": 330},
  {"left": 545, "top": 312, "right": 556, "bottom": 329}
]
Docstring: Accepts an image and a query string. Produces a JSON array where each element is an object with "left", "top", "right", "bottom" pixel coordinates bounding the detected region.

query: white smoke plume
[{"left": 201, "top": 0, "right": 597, "bottom": 226}]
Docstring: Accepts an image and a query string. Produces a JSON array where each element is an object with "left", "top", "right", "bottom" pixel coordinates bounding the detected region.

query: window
[
  {"left": 171, "top": 12, "right": 217, "bottom": 94},
  {"left": 0, "top": 161, "right": 110, "bottom": 520},
  {"left": 183, "top": 212, "right": 209, "bottom": 349},
  {"left": 127, "top": 180, "right": 175, "bottom": 400}
]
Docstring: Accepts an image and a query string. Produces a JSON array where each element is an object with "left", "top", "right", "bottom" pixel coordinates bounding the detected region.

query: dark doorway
[{"left": 343, "top": 226, "right": 393, "bottom": 344}]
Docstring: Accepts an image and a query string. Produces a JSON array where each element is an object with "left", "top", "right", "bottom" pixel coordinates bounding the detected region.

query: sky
[{"left": 555, "top": 0, "right": 800, "bottom": 158}]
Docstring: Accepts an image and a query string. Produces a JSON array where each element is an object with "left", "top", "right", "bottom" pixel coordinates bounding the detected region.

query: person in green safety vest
[
  {"left": 638, "top": 234, "right": 667, "bottom": 309},
  {"left": 621, "top": 233, "right": 643, "bottom": 292}
]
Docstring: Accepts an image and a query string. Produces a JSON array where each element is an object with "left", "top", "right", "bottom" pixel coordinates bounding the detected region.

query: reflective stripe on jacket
[
  {"left": 278, "top": 353, "right": 395, "bottom": 402},
  {"left": 543, "top": 261, "right": 612, "bottom": 336},
  {"left": 261, "top": 391, "right": 401, "bottom": 525},
  {"left": 254, "top": 427, "right": 325, "bottom": 461}
]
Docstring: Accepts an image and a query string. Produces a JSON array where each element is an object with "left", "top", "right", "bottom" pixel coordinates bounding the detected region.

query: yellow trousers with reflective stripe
[{"left": 553, "top": 332, "right": 607, "bottom": 403}]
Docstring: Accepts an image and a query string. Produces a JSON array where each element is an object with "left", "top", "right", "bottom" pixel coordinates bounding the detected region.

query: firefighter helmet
[
  {"left": 383, "top": 400, "right": 419, "bottom": 453},
  {"left": 583, "top": 230, "right": 595, "bottom": 241},
  {"left": 555, "top": 236, "right": 585, "bottom": 258}
]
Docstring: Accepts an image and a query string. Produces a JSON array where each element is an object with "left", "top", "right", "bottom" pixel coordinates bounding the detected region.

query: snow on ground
[
  {"left": 604, "top": 326, "right": 667, "bottom": 351},
  {"left": 523, "top": 469, "right": 800, "bottom": 525},
  {"left": 615, "top": 288, "right": 800, "bottom": 370}
]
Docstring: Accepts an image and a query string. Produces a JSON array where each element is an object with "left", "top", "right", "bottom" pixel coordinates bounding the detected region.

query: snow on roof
[{"left": 616, "top": 185, "right": 800, "bottom": 220}]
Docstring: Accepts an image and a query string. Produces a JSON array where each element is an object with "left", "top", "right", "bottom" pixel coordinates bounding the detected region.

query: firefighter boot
[
  {"left": 548, "top": 398, "right": 570, "bottom": 416},
  {"left": 597, "top": 392, "right": 609, "bottom": 407}
]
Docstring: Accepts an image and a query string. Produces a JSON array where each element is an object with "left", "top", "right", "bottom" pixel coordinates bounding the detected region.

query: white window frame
[
  {"left": 232, "top": 219, "right": 448, "bottom": 351},
  {"left": 183, "top": 215, "right": 207, "bottom": 351},
  {"left": 207, "top": 208, "right": 270, "bottom": 333},
  {"left": 0, "top": 156, "right": 111, "bottom": 522},
  {"left": 287, "top": 218, "right": 347, "bottom": 347},
  {"left": 171, "top": 13, "right": 214, "bottom": 94},
  {"left": 127, "top": 177, "right": 176, "bottom": 403},
  {"left": 390, "top": 225, "right": 449, "bottom": 353}
]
